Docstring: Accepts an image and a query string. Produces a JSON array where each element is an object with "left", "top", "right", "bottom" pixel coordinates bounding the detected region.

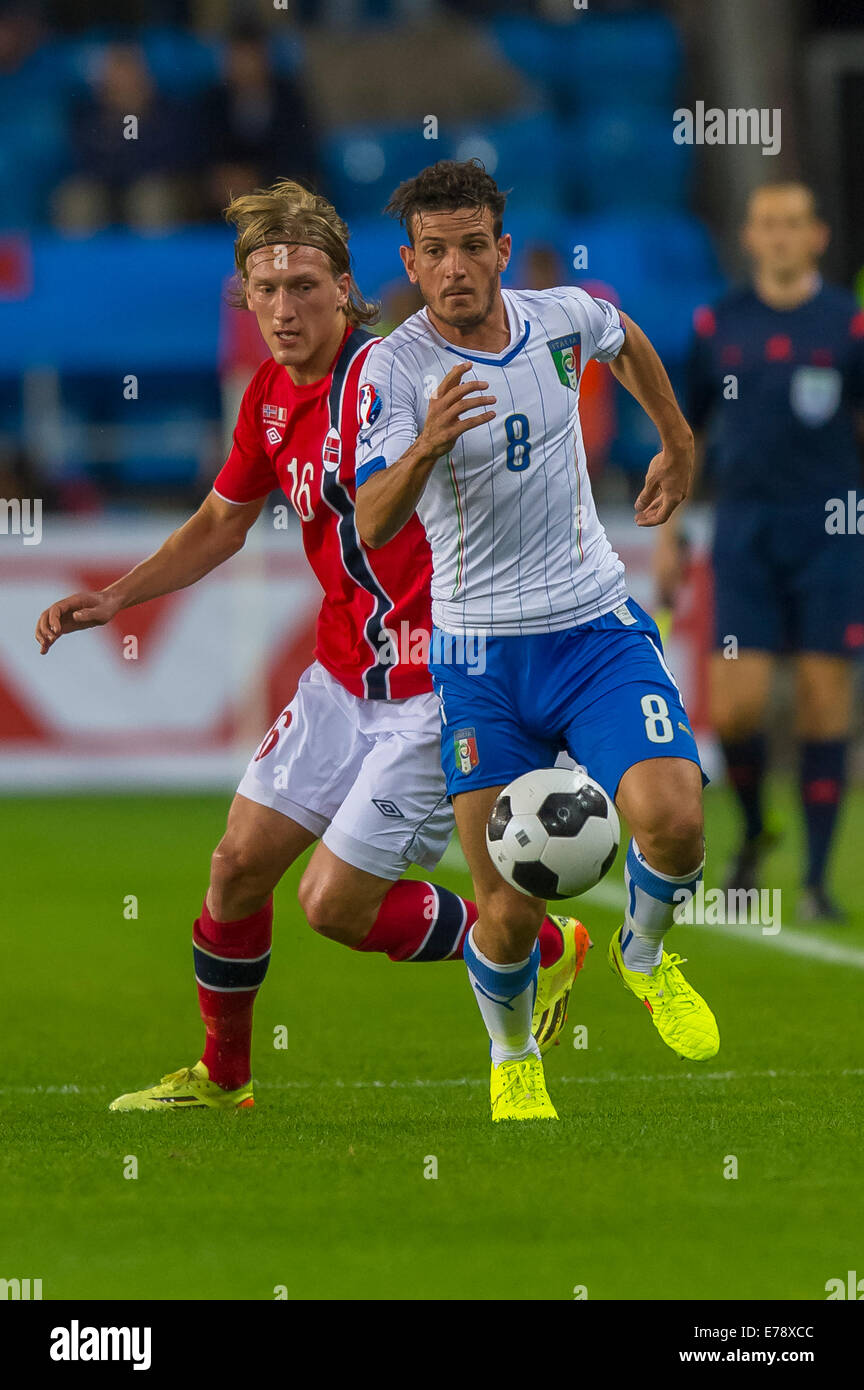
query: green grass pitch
[{"left": 2, "top": 784, "right": 863, "bottom": 1301}]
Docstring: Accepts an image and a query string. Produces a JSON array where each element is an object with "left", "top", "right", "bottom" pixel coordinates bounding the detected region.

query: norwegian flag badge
[
  {"left": 322, "top": 428, "right": 341, "bottom": 472},
  {"left": 263, "top": 403, "right": 287, "bottom": 423}
]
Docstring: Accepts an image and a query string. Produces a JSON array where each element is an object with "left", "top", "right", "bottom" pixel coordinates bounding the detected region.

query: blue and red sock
[
  {"left": 192, "top": 884, "right": 567, "bottom": 1091},
  {"left": 193, "top": 897, "right": 272, "bottom": 1091},
  {"left": 800, "top": 739, "right": 847, "bottom": 889},
  {"left": 354, "top": 879, "right": 565, "bottom": 967},
  {"left": 722, "top": 734, "right": 767, "bottom": 844}
]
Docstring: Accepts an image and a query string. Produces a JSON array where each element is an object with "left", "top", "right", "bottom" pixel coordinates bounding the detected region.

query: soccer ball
[{"left": 486, "top": 767, "right": 619, "bottom": 900}]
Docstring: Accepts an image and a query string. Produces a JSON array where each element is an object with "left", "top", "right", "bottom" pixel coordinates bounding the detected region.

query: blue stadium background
[{"left": 0, "top": 1, "right": 731, "bottom": 508}]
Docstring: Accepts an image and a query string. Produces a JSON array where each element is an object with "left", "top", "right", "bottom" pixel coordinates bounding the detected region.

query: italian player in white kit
[
  {"left": 355, "top": 161, "right": 719, "bottom": 1121},
  {"left": 34, "top": 180, "right": 588, "bottom": 1110}
]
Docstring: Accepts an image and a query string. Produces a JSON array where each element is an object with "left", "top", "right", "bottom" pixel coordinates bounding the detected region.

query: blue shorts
[
  {"left": 712, "top": 501, "right": 864, "bottom": 656},
  {"left": 430, "top": 598, "right": 704, "bottom": 800}
]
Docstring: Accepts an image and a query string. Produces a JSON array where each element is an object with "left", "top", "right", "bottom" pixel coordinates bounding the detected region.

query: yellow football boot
[
  {"left": 608, "top": 927, "right": 719, "bottom": 1061},
  {"left": 490, "top": 1055, "right": 559, "bottom": 1121},
  {"left": 109, "top": 1061, "right": 254, "bottom": 1111},
  {"left": 532, "top": 916, "right": 592, "bottom": 1054}
]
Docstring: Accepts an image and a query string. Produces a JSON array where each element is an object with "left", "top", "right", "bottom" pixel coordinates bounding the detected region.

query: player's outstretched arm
[
  {"left": 609, "top": 313, "right": 694, "bottom": 527},
  {"left": 355, "top": 362, "right": 496, "bottom": 548},
  {"left": 34, "top": 491, "right": 266, "bottom": 654}
]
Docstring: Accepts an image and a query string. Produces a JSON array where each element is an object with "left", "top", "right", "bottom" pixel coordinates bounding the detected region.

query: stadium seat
[
  {"left": 322, "top": 125, "right": 453, "bottom": 218},
  {"left": 61, "top": 370, "right": 220, "bottom": 490},
  {"left": 559, "top": 212, "right": 722, "bottom": 313},
  {"left": 562, "top": 112, "right": 692, "bottom": 211},
  {"left": 0, "top": 98, "right": 70, "bottom": 229},
  {"left": 488, "top": 16, "right": 558, "bottom": 89},
  {"left": 552, "top": 13, "right": 682, "bottom": 113},
  {"left": 345, "top": 216, "right": 409, "bottom": 293},
  {"left": 138, "top": 26, "right": 221, "bottom": 96},
  {"left": 267, "top": 31, "right": 305, "bottom": 78},
  {"left": 449, "top": 113, "right": 566, "bottom": 214},
  {"left": 489, "top": 13, "right": 682, "bottom": 117}
]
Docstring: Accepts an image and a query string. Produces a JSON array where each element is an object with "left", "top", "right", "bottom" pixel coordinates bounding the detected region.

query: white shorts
[{"left": 237, "top": 661, "right": 453, "bottom": 881}]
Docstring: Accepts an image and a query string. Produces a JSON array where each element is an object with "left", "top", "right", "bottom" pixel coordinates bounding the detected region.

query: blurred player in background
[
  {"left": 355, "top": 160, "right": 717, "bottom": 1123},
  {"left": 34, "top": 181, "right": 587, "bottom": 1111},
  {"left": 657, "top": 183, "right": 864, "bottom": 922}
]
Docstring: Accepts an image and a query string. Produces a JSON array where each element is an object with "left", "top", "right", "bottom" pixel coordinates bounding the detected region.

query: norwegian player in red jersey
[{"left": 34, "top": 180, "right": 588, "bottom": 1110}]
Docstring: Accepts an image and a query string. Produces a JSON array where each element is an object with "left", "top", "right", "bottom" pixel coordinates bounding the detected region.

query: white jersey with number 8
[{"left": 355, "top": 286, "right": 629, "bottom": 636}]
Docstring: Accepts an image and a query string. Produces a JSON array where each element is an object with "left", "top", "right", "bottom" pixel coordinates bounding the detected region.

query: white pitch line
[
  {"left": 441, "top": 854, "right": 864, "bottom": 970},
  {"left": 583, "top": 881, "right": 864, "bottom": 969},
  {"left": 259, "top": 1066, "right": 864, "bottom": 1091},
  {"left": 3, "top": 1068, "right": 862, "bottom": 1097}
]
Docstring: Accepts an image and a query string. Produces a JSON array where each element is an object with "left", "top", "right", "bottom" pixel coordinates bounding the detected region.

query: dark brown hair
[{"left": 384, "top": 159, "right": 508, "bottom": 243}]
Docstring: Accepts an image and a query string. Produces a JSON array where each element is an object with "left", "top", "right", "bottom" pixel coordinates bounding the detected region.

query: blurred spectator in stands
[
  {"left": 0, "top": 436, "right": 36, "bottom": 506},
  {"left": 201, "top": 24, "right": 320, "bottom": 220},
  {"left": 48, "top": 1, "right": 191, "bottom": 29},
  {"left": 0, "top": 6, "right": 71, "bottom": 229},
  {"left": 0, "top": 5, "right": 41, "bottom": 75},
  {"left": 516, "top": 241, "right": 564, "bottom": 290},
  {"left": 53, "top": 44, "right": 201, "bottom": 234},
  {"left": 295, "top": 0, "right": 437, "bottom": 22}
]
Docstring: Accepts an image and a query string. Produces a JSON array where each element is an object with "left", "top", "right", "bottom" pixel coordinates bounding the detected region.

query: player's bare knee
[
  {"left": 637, "top": 806, "right": 704, "bottom": 876},
  {"left": 297, "top": 874, "right": 372, "bottom": 946},
  {"left": 209, "top": 838, "right": 274, "bottom": 906},
  {"left": 476, "top": 886, "right": 544, "bottom": 955}
]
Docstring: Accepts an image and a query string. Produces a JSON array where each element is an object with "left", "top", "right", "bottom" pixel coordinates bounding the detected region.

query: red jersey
[{"left": 214, "top": 325, "right": 434, "bottom": 700}]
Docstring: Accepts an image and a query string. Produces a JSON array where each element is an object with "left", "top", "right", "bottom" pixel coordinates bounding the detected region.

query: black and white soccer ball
[{"left": 486, "top": 767, "right": 620, "bottom": 900}]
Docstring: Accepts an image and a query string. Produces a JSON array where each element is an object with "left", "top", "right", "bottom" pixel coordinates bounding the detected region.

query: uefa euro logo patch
[
  {"left": 547, "top": 332, "right": 582, "bottom": 390},
  {"left": 358, "top": 383, "right": 382, "bottom": 431},
  {"left": 454, "top": 727, "right": 479, "bottom": 775}
]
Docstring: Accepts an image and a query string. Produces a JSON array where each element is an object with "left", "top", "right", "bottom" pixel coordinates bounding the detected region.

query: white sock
[
  {"left": 462, "top": 924, "right": 541, "bottom": 1064},
  {"left": 621, "top": 838, "right": 704, "bottom": 974}
]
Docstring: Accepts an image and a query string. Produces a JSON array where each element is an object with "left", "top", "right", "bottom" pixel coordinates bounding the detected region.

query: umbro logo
[
  {"left": 372, "top": 798, "right": 404, "bottom": 818},
  {"left": 266, "top": 426, "right": 283, "bottom": 446}
]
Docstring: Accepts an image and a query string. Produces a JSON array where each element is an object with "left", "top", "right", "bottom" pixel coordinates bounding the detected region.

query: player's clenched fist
[
  {"left": 419, "top": 361, "right": 496, "bottom": 461},
  {"left": 35, "top": 590, "right": 122, "bottom": 654},
  {"left": 634, "top": 438, "right": 695, "bottom": 527}
]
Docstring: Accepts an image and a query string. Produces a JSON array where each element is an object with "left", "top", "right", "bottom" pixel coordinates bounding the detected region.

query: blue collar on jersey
[{"left": 426, "top": 318, "right": 531, "bottom": 366}]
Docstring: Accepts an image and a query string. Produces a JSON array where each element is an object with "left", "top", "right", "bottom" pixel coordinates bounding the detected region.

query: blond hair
[{"left": 224, "top": 179, "right": 378, "bottom": 326}]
